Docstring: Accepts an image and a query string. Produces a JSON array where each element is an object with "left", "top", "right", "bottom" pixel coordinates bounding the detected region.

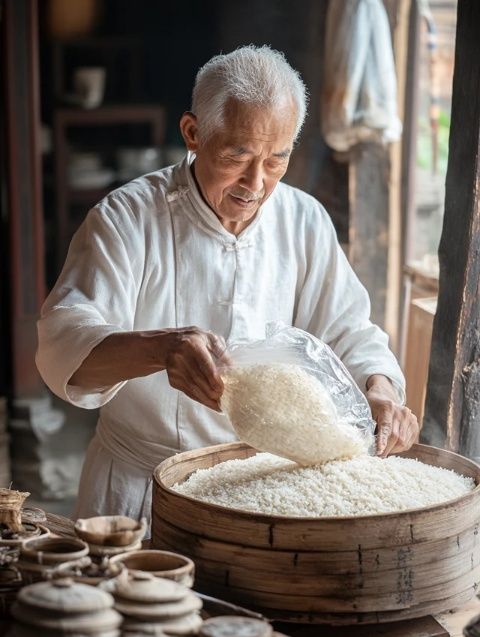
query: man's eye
[{"left": 267, "top": 160, "right": 286, "bottom": 170}]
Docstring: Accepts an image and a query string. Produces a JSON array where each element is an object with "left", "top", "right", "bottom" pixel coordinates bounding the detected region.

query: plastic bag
[{"left": 219, "top": 323, "right": 375, "bottom": 465}]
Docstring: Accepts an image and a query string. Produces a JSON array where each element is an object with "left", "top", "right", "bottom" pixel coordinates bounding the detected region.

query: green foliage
[{"left": 416, "top": 109, "right": 451, "bottom": 174}]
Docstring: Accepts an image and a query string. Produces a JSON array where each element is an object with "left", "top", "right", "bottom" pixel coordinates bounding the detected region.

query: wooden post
[
  {"left": 348, "top": 144, "right": 390, "bottom": 327},
  {"left": 386, "top": 0, "right": 413, "bottom": 352},
  {"left": 398, "top": 0, "right": 421, "bottom": 366},
  {"left": 348, "top": 0, "right": 412, "bottom": 340},
  {"left": 3, "top": 0, "right": 46, "bottom": 396},
  {"left": 422, "top": 0, "right": 480, "bottom": 455},
  {"left": 2, "top": 0, "right": 68, "bottom": 493}
]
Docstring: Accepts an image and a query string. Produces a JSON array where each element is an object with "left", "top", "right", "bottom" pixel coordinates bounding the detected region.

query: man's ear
[{"left": 180, "top": 112, "right": 200, "bottom": 151}]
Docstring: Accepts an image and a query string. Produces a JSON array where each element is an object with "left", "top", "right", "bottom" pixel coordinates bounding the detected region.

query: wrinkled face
[{"left": 180, "top": 99, "right": 297, "bottom": 234}]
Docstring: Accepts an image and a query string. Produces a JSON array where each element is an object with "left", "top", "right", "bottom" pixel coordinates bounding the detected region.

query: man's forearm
[{"left": 68, "top": 330, "right": 169, "bottom": 388}]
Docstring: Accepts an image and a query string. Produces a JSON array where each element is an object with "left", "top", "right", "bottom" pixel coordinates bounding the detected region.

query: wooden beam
[{"left": 422, "top": 0, "right": 480, "bottom": 454}]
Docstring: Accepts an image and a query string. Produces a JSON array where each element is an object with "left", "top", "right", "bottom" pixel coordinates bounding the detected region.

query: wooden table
[
  {"left": 274, "top": 602, "right": 480, "bottom": 636},
  {"left": 42, "top": 513, "right": 479, "bottom": 637}
]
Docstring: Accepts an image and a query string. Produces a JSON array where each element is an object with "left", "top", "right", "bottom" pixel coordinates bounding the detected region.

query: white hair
[{"left": 191, "top": 45, "right": 308, "bottom": 144}]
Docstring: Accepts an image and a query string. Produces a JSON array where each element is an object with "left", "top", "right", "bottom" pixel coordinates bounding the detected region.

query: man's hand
[
  {"left": 161, "top": 327, "right": 227, "bottom": 411},
  {"left": 69, "top": 326, "right": 228, "bottom": 412},
  {"left": 366, "top": 374, "right": 419, "bottom": 458}
]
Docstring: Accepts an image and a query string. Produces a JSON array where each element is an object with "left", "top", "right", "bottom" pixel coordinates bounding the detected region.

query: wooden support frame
[
  {"left": 422, "top": 0, "right": 480, "bottom": 455},
  {"left": 385, "top": 0, "right": 412, "bottom": 353},
  {"left": 3, "top": 0, "right": 46, "bottom": 397},
  {"left": 348, "top": 143, "right": 390, "bottom": 328},
  {"left": 348, "top": 0, "right": 412, "bottom": 346}
]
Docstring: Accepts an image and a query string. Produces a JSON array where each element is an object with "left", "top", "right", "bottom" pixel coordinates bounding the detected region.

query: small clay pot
[
  {"left": 0, "top": 523, "right": 50, "bottom": 548},
  {"left": 110, "top": 549, "right": 195, "bottom": 587},
  {"left": 62, "top": 557, "right": 126, "bottom": 587},
  {"left": 20, "top": 537, "right": 89, "bottom": 564},
  {"left": 87, "top": 539, "right": 142, "bottom": 557},
  {"left": 17, "top": 537, "right": 90, "bottom": 584},
  {"left": 74, "top": 516, "right": 147, "bottom": 547}
]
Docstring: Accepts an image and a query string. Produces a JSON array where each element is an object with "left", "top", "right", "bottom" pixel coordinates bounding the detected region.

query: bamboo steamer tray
[{"left": 152, "top": 442, "right": 480, "bottom": 625}]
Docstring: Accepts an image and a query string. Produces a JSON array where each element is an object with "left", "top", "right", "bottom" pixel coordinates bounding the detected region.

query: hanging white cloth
[{"left": 321, "top": 0, "right": 402, "bottom": 152}]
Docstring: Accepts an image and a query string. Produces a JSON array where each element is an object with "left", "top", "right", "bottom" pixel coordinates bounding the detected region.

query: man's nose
[{"left": 240, "top": 163, "right": 264, "bottom": 193}]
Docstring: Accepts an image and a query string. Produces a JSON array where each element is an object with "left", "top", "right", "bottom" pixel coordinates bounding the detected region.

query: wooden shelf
[
  {"left": 67, "top": 186, "right": 116, "bottom": 204},
  {"left": 53, "top": 103, "right": 166, "bottom": 270},
  {"left": 56, "top": 104, "right": 166, "bottom": 126}
]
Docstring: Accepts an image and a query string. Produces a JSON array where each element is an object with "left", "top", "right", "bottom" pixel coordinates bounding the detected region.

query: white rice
[
  {"left": 173, "top": 453, "right": 475, "bottom": 517},
  {"left": 220, "top": 363, "right": 371, "bottom": 465}
]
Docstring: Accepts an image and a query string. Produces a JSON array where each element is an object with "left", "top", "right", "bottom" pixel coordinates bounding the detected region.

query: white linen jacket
[{"left": 36, "top": 156, "right": 405, "bottom": 516}]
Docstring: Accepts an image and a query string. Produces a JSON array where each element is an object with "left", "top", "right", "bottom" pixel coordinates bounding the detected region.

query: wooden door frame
[
  {"left": 2, "top": 0, "right": 46, "bottom": 397},
  {"left": 422, "top": 0, "right": 480, "bottom": 455}
]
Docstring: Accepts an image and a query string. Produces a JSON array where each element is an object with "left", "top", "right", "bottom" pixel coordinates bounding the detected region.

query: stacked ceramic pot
[
  {"left": 109, "top": 550, "right": 195, "bottom": 588},
  {"left": 74, "top": 516, "right": 147, "bottom": 560},
  {"left": 198, "top": 617, "right": 291, "bottom": 637},
  {"left": 8, "top": 577, "right": 122, "bottom": 637},
  {"left": 0, "top": 520, "right": 49, "bottom": 546},
  {"left": 0, "top": 504, "right": 50, "bottom": 616},
  {"left": 16, "top": 536, "right": 91, "bottom": 584},
  {"left": 0, "top": 545, "right": 22, "bottom": 618},
  {"left": 109, "top": 572, "right": 203, "bottom": 636},
  {"left": 62, "top": 554, "right": 125, "bottom": 587}
]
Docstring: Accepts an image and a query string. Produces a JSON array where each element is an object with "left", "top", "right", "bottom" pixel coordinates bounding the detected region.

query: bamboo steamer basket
[{"left": 152, "top": 442, "right": 480, "bottom": 625}]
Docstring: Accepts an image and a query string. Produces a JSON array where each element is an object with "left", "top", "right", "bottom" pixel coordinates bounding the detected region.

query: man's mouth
[{"left": 229, "top": 193, "right": 262, "bottom": 208}]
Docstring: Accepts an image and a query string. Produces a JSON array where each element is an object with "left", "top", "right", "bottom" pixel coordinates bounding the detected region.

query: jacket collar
[{"left": 172, "top": 152, "right": 270, "bottom": 243}]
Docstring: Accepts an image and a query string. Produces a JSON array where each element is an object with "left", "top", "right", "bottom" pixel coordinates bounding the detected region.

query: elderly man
[{"left": 37, "top": 45, "right": 417, "bottom": 523}]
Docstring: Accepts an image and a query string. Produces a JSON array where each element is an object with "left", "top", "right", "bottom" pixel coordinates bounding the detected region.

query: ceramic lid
[
  {"left": 114, "top": 590, "right": 202, "bottom": 620},
  {"left": 17, "top": 577, "right": 114, "bottom": 613},
  {"left": 11, "top": 602, "right": 122, "bottom": 632},
  {"left": 199, "top": 616, "right": 273, "bottom": 637},
  {"left": 123, "top": 611, "right": 203, "bottom": 635},
  {"left": 113, "top": 572, "right": 188, "bottom": 603}
]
